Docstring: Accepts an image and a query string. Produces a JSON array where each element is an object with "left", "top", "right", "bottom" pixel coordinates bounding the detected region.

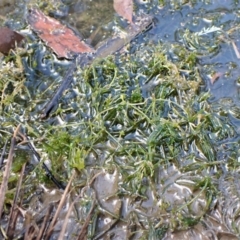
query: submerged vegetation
[
  {"left": 1, "top": 0, "right": 240, "bottom": 239},
  {"left": 0, "top": 37, "right": 239, "bottom": 238}
]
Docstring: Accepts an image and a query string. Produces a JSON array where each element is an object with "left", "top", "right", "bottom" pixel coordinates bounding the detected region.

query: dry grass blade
[
  {"left": 0, "top": 124, "right": 21, "bottom": 217},
  {"left": 45, "top": 171, "right": 76, "bottom": 239},
  {"left": 6, "top": 163, "right": 26, "bottom": 238},
  {"left": 77, "top": 198, "right": 96, "bottom": 240},
  {"left": 36, "top": 204, "right": 54, "bottom": 240},
  {"left": 93, "top": 219, "right": 118, "bottom": 240},
  {"left": 0, "top": 139, "right": 8, "bottom": 169},
  {"left": 58, "top": 195, "right": 81, "bottom": 240},
  {"left": 231, "top": 40, "right": 240, "bottom": 59},
  {"left": 24, "top": 225, "right": 37, "bottom": 240}
]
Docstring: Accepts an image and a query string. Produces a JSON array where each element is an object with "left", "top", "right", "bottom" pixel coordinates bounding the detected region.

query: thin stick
[
  {"left": 93, "top": 219, "right": 118, "bottom": 240},
  {"left": 231, "top": 40, "right": 240, "bottom": 59},
  {"left": 0, "top": 124, "right": 21, "bottom": 217},
  {"left": 6, "top": 163, "right": 26, "bottom": 238},
  {"left": 0, "top": 139, "right": 8, "bottom": 169},
  {"left": 77, "top": 198, "right": 96, "bottom": 240},
  {"left": 36, "top": 204, "right": 54, "bottom": 240},
  {"left": 45, "top": 171, "right": 76, "bottom": 239},
  {"left": 40, "top": 60, "right": 78, "bottom": 119},
  {"left": 58, "top": 195, "right": 81, "bottom": 240}
]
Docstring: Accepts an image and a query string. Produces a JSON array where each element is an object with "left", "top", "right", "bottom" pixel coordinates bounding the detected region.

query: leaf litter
[
  {"left": 0, "top": 27, "right": 24, "bottom": 55},
  {"left": 27, "top": 8, "right": 94, "bottom": 59},
  {"left": 27, "top": 0, "right": 137, "bottom": 60}
]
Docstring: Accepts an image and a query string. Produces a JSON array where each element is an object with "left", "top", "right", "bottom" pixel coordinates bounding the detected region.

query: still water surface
[{"left": 1, "top": 0, "right": 240, "bottom": 239}]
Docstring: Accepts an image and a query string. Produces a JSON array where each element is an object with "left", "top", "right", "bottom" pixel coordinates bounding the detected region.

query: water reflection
[
  {"left": 150, "top": 1, "right": 240, "bottom": 106},
  {"left": 54, "top": 0, "right": 115, "bottom": 47}
]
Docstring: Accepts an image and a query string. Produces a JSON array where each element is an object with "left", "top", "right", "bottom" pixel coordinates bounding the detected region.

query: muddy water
[{"left": 2, "top": 0, "right": 240, "bottom": 239}]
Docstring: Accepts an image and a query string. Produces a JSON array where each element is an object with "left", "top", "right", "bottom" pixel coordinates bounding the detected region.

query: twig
[
  {"left": 6, "top": 163, "right": 26, "bottom": 239},
  {"left": 40, "top": 59, "right": 78, "bottom": 119},
  {"left": 45, "top": 171, "right": 76, "bottom": 239},
  {"left": 93, "top": 219, "right": 118, "bottom": 240},
  {"left": 24, "top": 224, "right": 37, "bottom": 240},
  {"left": 231, "top": 40, "right": 240, "bottom": 59},
  {"left": 0, "top": 124, "right": 21, "bottom": 217},
  {"left": 0, "top": 139, "right": 9, "bottom": 169},
  {"left": 36, "top": 204, "right": 54, "bottom": 240},
  {"left": 58, "top": 194, "right": 81, "bottom": 240},
  {"left": 77, "top": 198, "right": 96, "bottom": 240},
  {"left": 40, "top": 53, "right": 93, "bottom": 119}
]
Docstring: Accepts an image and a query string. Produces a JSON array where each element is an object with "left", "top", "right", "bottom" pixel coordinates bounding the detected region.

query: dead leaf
[
  {"left": 210, "top": 72, "right": 223, "bottom": 85},
  {"left": 0, "top": 27, "right": 24, "bottom": 55},
  {"left": 113, "top": 0, "right": 133, "bottom": 25},
  {"left": 27, "top": 8, "right": 94, "bottom": 59}
]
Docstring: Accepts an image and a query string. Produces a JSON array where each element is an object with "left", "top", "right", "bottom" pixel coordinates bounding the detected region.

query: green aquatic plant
[{"left": 0, "top": 36, "right": 238, "bottom": 238}]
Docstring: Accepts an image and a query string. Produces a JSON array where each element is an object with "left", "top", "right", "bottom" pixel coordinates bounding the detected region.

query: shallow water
[
  {"left": 2, "top": 0, "right": 240, "bottom": 239},
  {"left": 150, "top": 1, "right": 240, "bottom": 104}
]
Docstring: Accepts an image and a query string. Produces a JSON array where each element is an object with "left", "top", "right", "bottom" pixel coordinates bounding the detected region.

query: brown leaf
[
  {"left": 27, "top": 8, "right": 94, "bottom": 59},
  {"left": 210, "top": 72, "right": 223, "bottom": 85},
  {"left": 113, "top": 0, "right": 133, "bottom": 24},
  {"left": 0, "top": 27, "right": 24, "bottom": 55}
]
